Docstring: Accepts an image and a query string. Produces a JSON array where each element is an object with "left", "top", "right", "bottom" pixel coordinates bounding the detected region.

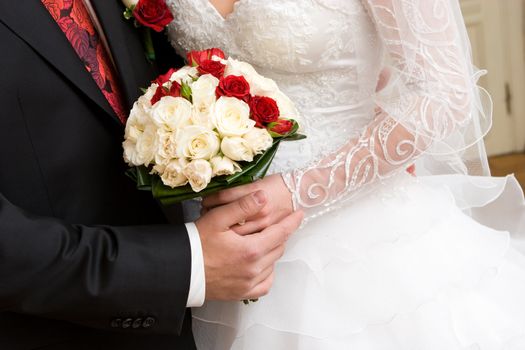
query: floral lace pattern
[{"left": 166, "top": 0, "right": 485, "bottom": 221}]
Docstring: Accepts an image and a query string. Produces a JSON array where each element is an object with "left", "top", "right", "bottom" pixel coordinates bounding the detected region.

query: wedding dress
[{"left": 166, "top": 0, "right": 525, "bottom": 348}]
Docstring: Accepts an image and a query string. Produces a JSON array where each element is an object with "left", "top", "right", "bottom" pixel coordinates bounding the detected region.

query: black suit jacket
[{"left": 0, "top": 1, "right": 195, "bottom": 349}]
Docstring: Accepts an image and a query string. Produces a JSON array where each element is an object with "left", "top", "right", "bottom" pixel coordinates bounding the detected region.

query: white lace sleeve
[{"left": 282, "top": 0, "right": 484, "bottom": 220}]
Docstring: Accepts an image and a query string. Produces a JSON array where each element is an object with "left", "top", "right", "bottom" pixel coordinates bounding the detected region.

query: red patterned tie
[{"left": 42, "top": 0, "right": 127, "bottom": 123}]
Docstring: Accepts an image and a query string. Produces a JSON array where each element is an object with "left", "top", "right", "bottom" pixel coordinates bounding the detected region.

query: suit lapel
[
  {"left": 0, "top": 0, "right": 118, "bottom": 122},
  {"left": 90, "top": 0, "right": 158, "bottom": 110}
]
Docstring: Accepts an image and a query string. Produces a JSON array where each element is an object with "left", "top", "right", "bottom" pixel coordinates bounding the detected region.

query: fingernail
[{"left": 253, "top": 191, "right": 266, "bottom": 206}]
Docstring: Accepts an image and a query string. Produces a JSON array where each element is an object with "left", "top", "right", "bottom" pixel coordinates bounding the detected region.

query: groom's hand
[
  {"left": 196, "top": 190, "right": 303, "bottom": 301},
  {"left": 202, "top": 174, "right": 295, "bottom": 236}
]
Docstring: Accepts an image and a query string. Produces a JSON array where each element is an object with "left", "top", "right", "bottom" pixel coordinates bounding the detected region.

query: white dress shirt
[{"left": 83, "top": 0, "right": 206, "bottom": 308}]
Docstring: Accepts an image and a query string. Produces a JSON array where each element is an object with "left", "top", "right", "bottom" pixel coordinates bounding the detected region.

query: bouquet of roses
[{"left": 123, "top": 48, "right": 305, "bottom": 205}]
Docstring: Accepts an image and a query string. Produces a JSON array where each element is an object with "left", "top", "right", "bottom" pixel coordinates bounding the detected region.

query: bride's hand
[{"left": 202, "top": 174, "right": 294, "bottom": 235}]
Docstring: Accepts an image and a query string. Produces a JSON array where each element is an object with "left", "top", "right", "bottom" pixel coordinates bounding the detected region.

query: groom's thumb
[{"left": 209, "top": 191, "right": 267, "bottom": 230}]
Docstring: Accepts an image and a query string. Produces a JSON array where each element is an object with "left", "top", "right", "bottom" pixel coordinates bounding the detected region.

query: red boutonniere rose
[
  {"left": 132, "top": 0, "right": 174, "bottom": 32},
  {"left": 122, "top": 0, "right": 174, "bottom": 61}
]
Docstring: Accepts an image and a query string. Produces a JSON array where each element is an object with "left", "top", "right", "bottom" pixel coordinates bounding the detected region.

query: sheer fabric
[{"left": 282, "top": 0, "right": 492, "bottom": 220}]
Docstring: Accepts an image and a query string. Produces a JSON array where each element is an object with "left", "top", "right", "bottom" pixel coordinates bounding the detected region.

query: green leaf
[
  {"left": 181, "top": 82, "right": 193, "bottom": 102},
  {"left": 268, "top": 130, "right": 284, "bottom": 138},
  {"left": 135, "top": 166, "right": 153, "bottom": 190},
  {"left": 125, "top": 167, "right": 138, "bottom": 182},
  {"left": 288, "top": 119, "right": 300, "bottom": 136},
  {"left": 225, "top": 140, "right": 280, "bottom": 184},
  {"left": 282, "top": 133, "right": 307, "bottom": 141},
  {"left": 140, "top": 87, "right": 148, "bottom": 94}
]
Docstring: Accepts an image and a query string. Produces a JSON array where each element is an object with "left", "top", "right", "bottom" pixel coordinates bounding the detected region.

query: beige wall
[{"left": 461, "top": 0, "right": 525, "bottom": 155}]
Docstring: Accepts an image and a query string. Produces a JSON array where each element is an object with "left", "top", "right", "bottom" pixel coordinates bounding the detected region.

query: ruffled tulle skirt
[{"left": 192, "top": 173, "right": 525, "bottom": 349}]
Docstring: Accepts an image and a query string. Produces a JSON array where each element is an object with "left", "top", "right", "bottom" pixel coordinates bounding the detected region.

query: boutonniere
[{"left": 122, "top": 0, "right": 174, "bottom": 61}]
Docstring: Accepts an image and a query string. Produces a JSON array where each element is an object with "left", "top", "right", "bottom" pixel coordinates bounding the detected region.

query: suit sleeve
[{"left": 0, "top": 192, "right": 191, "bottom": 335}]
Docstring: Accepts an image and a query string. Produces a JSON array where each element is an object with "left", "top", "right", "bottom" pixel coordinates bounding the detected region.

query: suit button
[
  {"left": 132, "top": 318, "right": 143, "bottom": 329},
  {"left": 110, "top": 318, "right": 122, "bottom": 328},
  {"left": 142, "top": 317, "right": 156, "bottom": 329},
  {"left": 122, "top": 318, "right": 133, "bottom": 329}
]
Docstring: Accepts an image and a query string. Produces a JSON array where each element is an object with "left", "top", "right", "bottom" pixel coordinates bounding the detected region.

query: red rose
[
  {"left": 197, "top": 60, "right": 226, "bottom": 79},
  {"left": 187, "top": 48, "right": 226, "bottom": 66},
  {"left": 153, "top": 68, "right": 177, "bottom": 85},
  {"left": 150, "top": 81, "right": 181, "bottom": 105},
  {"left": 268, "top": 119, "right": 294, "bottom": 135},
  {"left": 216, "top": 75, "right": 251, "bottom": 100},
  {"left": 249, "top": 96, "right": 280, "bottom": 127},
  {"left": 133, "top": 0, "right": 174, "bottom": 32}
]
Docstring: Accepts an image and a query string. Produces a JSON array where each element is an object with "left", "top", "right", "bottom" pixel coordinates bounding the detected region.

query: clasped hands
[{"left": 195, "top": 174, "right": 298, "bottom": 302}]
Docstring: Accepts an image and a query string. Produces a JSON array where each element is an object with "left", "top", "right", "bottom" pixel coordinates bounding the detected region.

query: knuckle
[
  {"left": 242, "top": 280, "right": 254, "bottom": 294},
  {"left": 201, "top": 196, "right": 212, "bottom": 207},
  {"left": 217, "top": 190, "right": 230, "bottom": 202},
  {"left": 253, "top": 265, "right": 263, "bottom": 278},
  {"left": 245, "top": 266, "right": 258, "bottom": 280},
  {"left": 262, "top": 216, "right": 273, "bottom": 227},
  {"left": 242, "top": 245, "right": 260, "bottom": 262},
  {"left": 260, "top": 206, "right": 271, "bottom": 217}
]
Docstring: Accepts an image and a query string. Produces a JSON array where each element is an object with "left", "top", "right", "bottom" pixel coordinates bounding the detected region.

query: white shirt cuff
[{"left": 185, "top": 222, "right": 206, "bottom": 307}]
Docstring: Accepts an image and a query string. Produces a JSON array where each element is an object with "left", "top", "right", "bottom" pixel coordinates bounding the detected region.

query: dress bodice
[{"left": 166, "top": 0, "right": 383, "bottom": 172}]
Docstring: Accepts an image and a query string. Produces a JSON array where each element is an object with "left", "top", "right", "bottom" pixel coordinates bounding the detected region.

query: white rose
[
  {"left": 124, "top": 123, "right": 142, "bottom": 144},
  {"left": 155, "top": 129, "right": 178, "bottom": 165},
  {"left": 122, "top": 0, "right": 138, "bottom": 8},
  {"left": 176, "top": 125, "right": 220, "bottom": 160},
  {"left": 151, "top": 163, "right": 166, "bottom": 175},
  {"left": 221, "top": 137, "right": 254, "bottom": 162},
  {"left": 210, "top": 156, "right": 242, "bottom": 176},
  {"left": 151, "top": 96, "right": 192, "bottom": 131},
  {"left": 213, "top": 97, "right": 255, "bottom": 137},
  {"left": 134, "top": 124, "right": 157, "bottom": 166},
  {"left": 160, "top": 158, "right": 189, "bottom": 188},
  {"left": 125, "top": 90, "right": 157, "bottom": 138},
  {"left": 125, "top": 108, "right": 146, "bottom": 143},
  {"left": 243, "top": 127, "right": 273, "bottom": 155},
  {"left": 138, "top": 83, "right": 158, "bottom": 111},
  {"left": 170, "top": 66, "right": 198, "bottom": 85},
  {"left": 191, "top": 74, "right": 219, "bottom": 128},
  {"left": 123, "top": 139, "right": 140, "bottom": 166},
  {"left": 183, "top": 159, "right": 213, "bottom": 192},
  {"left": 224, "top": 58, "right": 279, "bottom": 96}
]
